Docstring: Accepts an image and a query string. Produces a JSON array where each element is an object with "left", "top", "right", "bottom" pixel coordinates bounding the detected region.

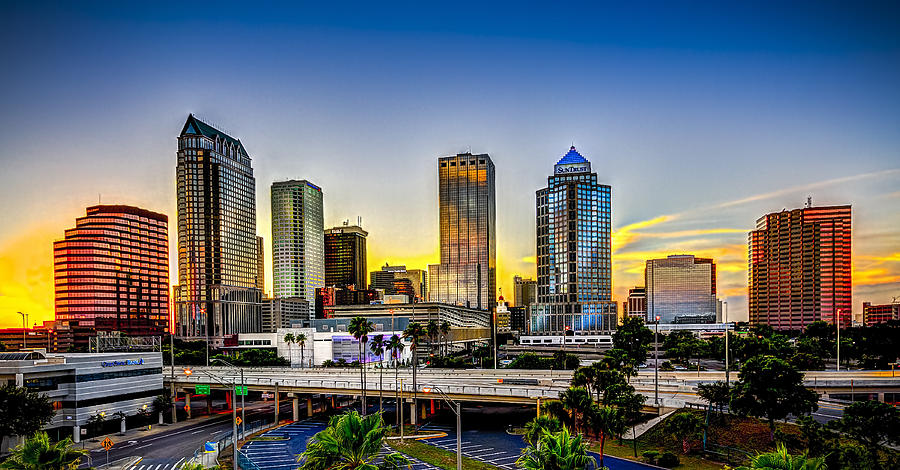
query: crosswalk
[
  {"left": 417, "top": 425, "right": 521, "bottom": 470},
  {"left": 128, "top": 457, "right": 190, "bottom": 470}
]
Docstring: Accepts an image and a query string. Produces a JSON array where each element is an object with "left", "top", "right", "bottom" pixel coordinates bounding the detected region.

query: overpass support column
[
  {"left": 409, "top": 401, "right": 417, "bottom": 425},
  {"left": 206, "top": 394, "right": 212, "bottom": 415},
  {"left": 878, "top": 392, "right": 885, "bottom": 402},
  {"left": 185, "top": 391, "right": 192, "bottom": 419},
  {"left": 307, "top": 397, "right": 313, "bottom": 418},
  {"left": 421, "top": 402, "right": 427, "bottom": 421},
  {"left": 292, "top": 395, "right": 299, "bottom": 422},
  {"left": 274, "top": 382, "right": 280, "bottom": 425}
]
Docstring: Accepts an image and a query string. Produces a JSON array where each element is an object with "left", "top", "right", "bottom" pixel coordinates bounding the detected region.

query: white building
[
  {"left": 271, "top": 180, "right": 324, "bottom": 319},
  {"left": 231, "top": 328, "right": 412, "bottom": 367}
]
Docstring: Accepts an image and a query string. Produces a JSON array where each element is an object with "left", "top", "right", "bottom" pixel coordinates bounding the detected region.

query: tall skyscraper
[
  {"left": 428, "top": 153, "right": 496, "bottom": 310},
  {"left": 55, "top": 205, "right": 169, "bottom": 349},
  {"left": 271, "top": 180, "right": 324, "bottom": 319},
  {"left": 256, "top": 236, "right": 265, "bottom": 293},
  {"left": 173, "top": 115, "right": 262, "bottom": 340},
  {"left": 749, "top": 203, "right": 852, "bottom": 330},
  {"left": 513, "top": 275, "right": 537, "bottom": 307},
  {"left": 645, "top": 255, "right": 717, "bottom": 324},
  {"left": 324, "top": 224, "right": 368, "bottom": 289},
  {"left": 530, "top": 146, "right": 617, "bottom": 335}
]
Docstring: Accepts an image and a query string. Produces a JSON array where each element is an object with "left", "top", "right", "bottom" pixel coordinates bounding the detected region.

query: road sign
[
  {"left": 195, "top": 384, "right": 210, "bottom": 395},
  {"left": 234, "top": 385, "right": 248, "bottom": 396},
  {"left": 236, "top": 416, "right": 242, "bottom": 425},
  {"left": 261, "top": 393, "right": 273, "bottom": 399},
  {"left": 204, "top": 441, "right": 216, "bottom": 453},
  {"left": 101, "top": 437, "right": 114, "bottom": 451},
  {"left": 80, "top": 428, "right": 87, "bottom": 436}
]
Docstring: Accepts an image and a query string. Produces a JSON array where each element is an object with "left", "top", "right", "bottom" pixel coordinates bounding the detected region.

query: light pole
[
  {"left": 654, "top": 316, "right": 660, "bottom": 411},
  {"left": 184, "top": 367, "right": 238, "bottom": 465},
  {"left": 398, "top": 378, "right": 404, "bottom": 442},
  {"left": 724, "top": 306, "right": 730, "bottom": 386},
  {"left": 170, "top": 329, "right": 177, "bottom": 424},
  {"left": 836, "top": 309, "right": 842, "bottom": 371},
  {"left": 423, "top": 386, "right": 462, "bottom": 470},
  {"left": 212, "top": 358, "right": 245, "bottom": 439},
  {"left": 17, "top": 312, "right": 27, "bottom": 349},
  {"left": 492, "top": 307, "right": 498, "bottom": 370}
]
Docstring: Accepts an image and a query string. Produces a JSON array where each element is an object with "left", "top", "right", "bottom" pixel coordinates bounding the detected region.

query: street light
[
  {"left": 17, "top": 312, "right": 27, "bottom": 349},
  {"left": 422, "top": 385, "right": 461, "bottom": 470},
  {"left": 183, "top": 367, "right": 238, "bottom": 465},
  {"left": 654, "top": 316, "right": 660, "bottom": 412},
  {"left": 212, "top": 358, "right": 246, "bottom": 440},
  {"left": 836, "top": 309, "right": 842, "bottom": 372}
]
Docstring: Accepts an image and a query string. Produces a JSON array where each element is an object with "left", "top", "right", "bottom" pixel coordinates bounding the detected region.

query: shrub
[
  {"left": 658, "top": 451, "right": 680, "bottom": 467},
  {"left": 660, "top": 361, "right": 675, "bottom": 371},
  {"left": 642, "top": 450, "right": 660, "bottom": 464}
]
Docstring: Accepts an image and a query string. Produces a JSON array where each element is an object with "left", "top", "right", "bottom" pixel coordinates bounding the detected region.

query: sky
[{"left": 1, "top": 1, "right": 899, "bottom": 328}]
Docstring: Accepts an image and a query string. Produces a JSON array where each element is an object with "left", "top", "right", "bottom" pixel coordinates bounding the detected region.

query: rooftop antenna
[
  {"left": 806, "top": 195, "right": 813, "bottom": 208},
  {"left": 98, "top": 193, "right": 101, "bottom": 204},
  {"left": 357, "top": 216, "right": 362, "bottom": 227}
]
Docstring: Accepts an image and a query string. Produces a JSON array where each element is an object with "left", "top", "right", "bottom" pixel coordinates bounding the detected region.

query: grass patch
[
  {"left": 387, "top": 438, "right": 502, "bottom": 470},
  {"left": 250, "top": 435, "right": 287, "bottom": 441}
]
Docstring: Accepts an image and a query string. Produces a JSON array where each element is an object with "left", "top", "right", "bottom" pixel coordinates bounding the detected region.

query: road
[{"left": 79, "top": 401, "right": 293, "bottom": 469}]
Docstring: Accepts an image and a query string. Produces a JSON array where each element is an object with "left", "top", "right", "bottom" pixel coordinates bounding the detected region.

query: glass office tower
[
  {"left": 173, "top": 115, "right": 262, "bottom": 341},
  {"left": 645, "top": 255, "right": 717, "bottom": 324},
  {"left": 324, "top": 225, "right": 368, "bottom": 289},
  {"left": 271, "top": 180, "right": 324, "bottom": 319},
  {"left": 749, "top": 203, "right": 851, "bottom": 330},
  {"left": 428, "top": 153, "right": 496, "bottom": 310},
  {"left": 530, "top": 147, "right": 617, "bottom": 334},
  {"left": 54, "top": 205, "right": 169, "bottom": 349}
]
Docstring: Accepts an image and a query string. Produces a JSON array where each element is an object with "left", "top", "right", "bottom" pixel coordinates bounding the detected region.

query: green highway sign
[
  {"left": 235, "top": 386, "right": 248, "bottom": 396},
  {"left": 195, "top": 384, "right": 210, "bottom": 395}
]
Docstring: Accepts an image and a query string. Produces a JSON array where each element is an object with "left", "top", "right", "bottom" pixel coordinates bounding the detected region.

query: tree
[
  {"left": 402, "top": 322, "right": 426, "bottom": 401},
  {"left": 730, "top": 355, "right": 819, "bottom": 439},
  {"left": 0, "top": 432, "right": 86, "bottom": 470},
  {"left": 516, "top": 426, "right": 596, "bottom": 470},
  {"left": 789, "top": 352, "right": 825, "bottom": 371},
  {"left": 829, "top": 400, "right": 900, "bottom": 459},
  {"left": 369, "top": 334, "right": 386, "bottom": 413},
  {"left": 697, "top": 381, "right": 730, "bottom": 415},
  {"left": 349, "top": 316, "right": 374, "bottom": 415},
  {"left": 612, "top": 316, "right": 653, "bottom": 368},
  {"left": 297, "top": 411, "right": 409, "bottom": 470},
  {"left": 736, "top": 443, "right": 826, "bottom": 470},
  {"left": 283, "top": 333, "right": 296, "bottom": 366},
  {"left": 586, "top": 404, "right": 624, "bottom": 468},
  {"left": 540, "top": 400, "right": 572, "bottom": 429},
  {"left": 86, "top": 412, "right": 106, "bottom": 437},
  {"left": 559, "top": 387, "right": 592, "bottom": 432},
  {"left": 666, "top": 411, "right": 703, "bottom": 454},
  {"left": 439, "top": 321, "right": 451, "bottom": 357},
  {"left": 426, "top": 320, "right": 439, "bottom": 356},
  {"left": 152, "top": 394, "right": 172, "bottom": 423},
  {"left": 0, "top": 384, "right": 55, "bottom": 439},
  {"left": 524, "top": 416, "right": 562, "bottom": 445},
  {"left": 297, "top": 333, "right": 308, "bottom": 368}
]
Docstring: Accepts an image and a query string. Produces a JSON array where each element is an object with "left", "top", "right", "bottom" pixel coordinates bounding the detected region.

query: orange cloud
[{"left": 0, "top": 225, "right": 57, "bottom": 328}]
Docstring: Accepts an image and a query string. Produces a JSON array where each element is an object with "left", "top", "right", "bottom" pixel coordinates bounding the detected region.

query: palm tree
[
  {"left": 666, "top": 411, "right": 703, "bottom": 454},
  {"left": 426, "top": 320, "right": 439, "bottom": 357},
  {"left": 0, "top": 432, "right": 86, "bottom": 470},
  {"left": 297, "top": 411, "right": 409, "bottom": 470},
  {"left": 283, "top": 333, "right": 296, "bottom": 366},
  {"left": 439, "top": 321, "right": 451, "bottom": 357},
  {"left": 403, "top": 322, "right": 426, "bottom": 403},
  {"left": 516, "top": 426, "right": 596, "bottom": 470},
  {"left": 297, "top": 333, "right": 308, "bottom": 368},
  {"left": 386, "top": 334, "right": 405, "bottom": 426},
  {"left": 348, "top": 317, "right": 374, "bottom": 415},
  {"left": 585, "top": 404, "right": 624, "bottom": 469},
  {"left": 559, "top": 386, "right": 592, "bottom": 432},
  {"left": 523, "top": 416, "right": 562, "bottom": 445},
  {"left": 369, "top": 334, "right": 386, "bottom": 413},
  {"left": 736, "top": 444, "right": 826, "bottom": 470}
]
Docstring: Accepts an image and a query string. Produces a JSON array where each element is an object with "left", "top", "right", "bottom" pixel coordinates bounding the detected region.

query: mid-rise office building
[
  {"left": 646, "top": 255, "right": 717, "bottom": 324},
  {"left": 862, "top": 302, "right": 899, "bottom": 326},
  {"left": 749, "top": 203, "right": 852, "bottom": 330},
  {"left": 428, "top": 153, "right": 496, "bottom": 310},
  {"left": 370, "top": 264, "right": 426, "bottom": 299},
  {"left": 271, "top": 180, "right": 324, "bottom": 319},
  {"left": 173, "top": 115, "right": 262, "bottom": 342},
  {"left": 513, "top": 275, "right": 537, "bottom": 307},
  {"left": 508, "top": 306, "right": 527, "bottom": 333},
  {"left": 315, "top": 287, "right": 382, "bottom": 318},
  {"left": 54, "top": 205, "right": 169, "bottom": 349},
  {"left": 325, "top": 225, "right": 368, "bottom": 289},
  {"left": 261, "top": 297, "right": 311, "bottom": 332},
  {"left": 530, "top": 147, "right": 617, "bottom": 335},
  {"left": 625, "top": 287, "right": 647, "bottom": 319}
]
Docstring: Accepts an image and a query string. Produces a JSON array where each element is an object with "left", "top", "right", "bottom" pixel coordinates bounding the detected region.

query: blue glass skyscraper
[{"left": 530, "top": 147, "right": 617, "bottom": 335}]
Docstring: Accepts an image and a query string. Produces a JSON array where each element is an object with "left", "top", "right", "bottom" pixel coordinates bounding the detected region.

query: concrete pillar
[
  {"left": 171, "top": 382, "right": 178, "bottom": 424},
  {"left": 878, "top": 392, "right": 886, "bottom": 402},
  {"left": 185, "top": 392, "right": 192, "bottom": 419},
  {"left": 292, "top": 397, "right": 299, "bottom": 422},
  {"left": 421, "top": 402, "right": 427, "bottom": 420},
  {"left": 206, "top": 395, "right": 212, "bottom": 415},
  {"left": 274, "top": 382, "right": 280, "bottom": 425},
  {"left": 158, "top": 412, "right": 164, "bottom": 425},
  {"left": 307, "top": 398, "right": 313, "bottom": 418},
  {"left": 409, "top": 402, "right": 417, "bottom": 425},
  {"left": 73, "top": 425, "right": 81, "bottom": 444},
  {"left": 120, "top": 418, "right": 126, "bottom": 434}
]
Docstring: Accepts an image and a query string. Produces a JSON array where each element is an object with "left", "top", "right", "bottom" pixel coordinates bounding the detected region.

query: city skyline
[{"left": 2, "top": 3, "right": 900, "bottom": 327}]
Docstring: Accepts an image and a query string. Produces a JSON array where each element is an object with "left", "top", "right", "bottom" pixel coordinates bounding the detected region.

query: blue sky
[{"left": 1, "top": 1, "right": 899, "bottom": 326}]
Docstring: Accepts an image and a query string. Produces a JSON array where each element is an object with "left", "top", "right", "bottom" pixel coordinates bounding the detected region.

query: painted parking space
[{"left": 242, "top": 420, "right": 328, "bottom": 470}]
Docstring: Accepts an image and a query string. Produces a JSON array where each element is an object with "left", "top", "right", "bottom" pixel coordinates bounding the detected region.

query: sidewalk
[{"left": 625, "top": 410, "right": 675, "bottom": 439}]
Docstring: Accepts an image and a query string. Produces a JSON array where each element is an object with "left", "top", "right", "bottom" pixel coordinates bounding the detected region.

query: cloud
[{"left": 611, "top": 215, "right": 675, "bottom": 253}]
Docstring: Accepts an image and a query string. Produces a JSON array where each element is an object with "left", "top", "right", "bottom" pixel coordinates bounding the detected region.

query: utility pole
[
  {"left": 17, "top": 312, "right": 28, "bottom": 349},
  {"left": 836, "top": 309, "right": 841, "bottom": 371}
]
